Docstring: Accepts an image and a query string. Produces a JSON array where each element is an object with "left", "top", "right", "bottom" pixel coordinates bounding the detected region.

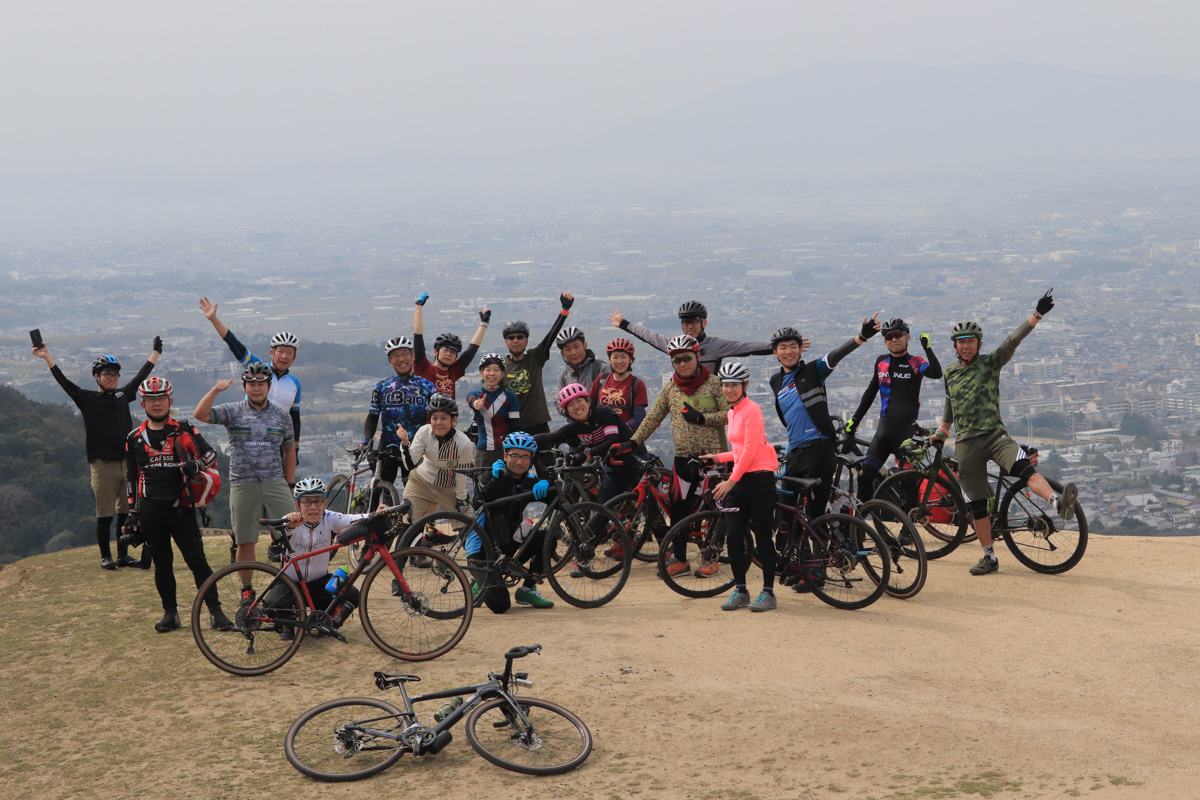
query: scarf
[{"left": 672, "top": 363, "right": 711, "bottom": 396}]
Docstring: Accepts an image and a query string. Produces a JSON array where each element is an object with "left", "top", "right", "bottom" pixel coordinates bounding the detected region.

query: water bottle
[
  {"left": 325, "top": 567, "right": 349, "bottom": 594},
  {"left": 433, "top": 696, "right": 463, "bottom": 722}
]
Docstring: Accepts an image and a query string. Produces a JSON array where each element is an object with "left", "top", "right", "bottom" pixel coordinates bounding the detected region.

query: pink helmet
[{"left": 557, "top": 383, "right": 589, "bottom": 408}]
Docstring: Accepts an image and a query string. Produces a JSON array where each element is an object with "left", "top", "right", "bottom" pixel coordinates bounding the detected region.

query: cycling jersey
[
  {"left": 211, "top": 400, "right": 295, "bottom": 483},
  {"left": 851, "top": 348, "right": 942, "bottom": 424},
  {"left": 402, "top": 425, "right": 476, "bottom": 496},
  {"left": 367, "top": 372, "right": 436, "bottom": 447},
  {"left": 770, "top": 336, "right": 860, "bottom": 451},
  {"left": 535, "top": 405, "right": 632, "bottom": 457},
  {"left": 281, "top": 510, "right": 368, "bottom": 584},
  {"left": 413, "top": 333, "right": 480, "bottom": 399},
  {"left": 941, "top": 320, "right": 1034, "bottom": 442},
  {"left": 125, "top": 419, "right": 217, "bottom": 506},
  {"left": 711, "top": 397, "right": 777, "bottom": 481},
  {"left": 222, "top": 330, "right": 302, "bottom": 440},
  {"left": 618, "top": 321, "right": 773, "bottom": 372},
  {"left": 630, "top": 374, "right": 729, "bottom": 458},
  {"left": 465, "top": 385, "right": 522, "bottom": 450},
  {"left": 505, "top": 310, "right": 569, "bottom": 430},
  {"left": 589, "top": 372, "right": 648, "bottom": 429},
  {"left": 50, "top": 361, "right": 155, "bottom": 462}
]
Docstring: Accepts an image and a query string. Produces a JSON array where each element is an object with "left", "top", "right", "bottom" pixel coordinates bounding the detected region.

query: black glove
[
  {"left": 608, "top": 440, "right": 635, "bottom": 466},
  {"left": 181, "top": 459, "right": 201, "bottom": 477},
  {"left": 1035, "top": 288, "right": 1055, "bottom": 316},
  {"left": 560, "top": 293, "right": 574, "bottom": 311},
  {"left": 479, "top": 308, "right": 491, "bottom": 324},
  {"left": 123, "top": 512, "right": 140, "bottom": 535},
  {"left": 860, "top": 319, "right": 879, "bottom": 340},
  {"left": 119, "top": 513, "right": 143, "bottom": 548},
  {"left": 681, "top": 403, "right": 705, "bottom": 425},
  {"left": 153, "top": 336, "right": 163, "bottom": 353}
]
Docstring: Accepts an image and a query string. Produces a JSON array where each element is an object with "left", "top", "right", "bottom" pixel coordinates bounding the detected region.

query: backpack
[{"left": 173, "top": 422, "right": 222, "bottom": 508}]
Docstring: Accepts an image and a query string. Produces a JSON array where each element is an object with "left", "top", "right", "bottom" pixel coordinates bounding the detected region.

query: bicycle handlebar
[{"left": 505, "top": 644, "right": 542, "bottom": 660}]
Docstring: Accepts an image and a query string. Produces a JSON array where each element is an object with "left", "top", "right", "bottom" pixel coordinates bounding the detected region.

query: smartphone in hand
[{"left": 29, "top": 329, "right": 43, "bottom": 349}]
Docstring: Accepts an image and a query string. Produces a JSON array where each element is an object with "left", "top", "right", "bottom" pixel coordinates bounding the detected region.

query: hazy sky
[{"left": 3, "top": 1, "right": 1200, "bottom": 175}]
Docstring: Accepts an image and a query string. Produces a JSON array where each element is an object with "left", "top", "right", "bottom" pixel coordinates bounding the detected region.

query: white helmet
[
  {"left": 385, "top": 336, "right": 414, "bottom": 354},
  {"left": 271, "top": 331, "right": 299, "bottom": 348},
  {"left": 717, "top": 361, "right": 751, "bottom": 383}
]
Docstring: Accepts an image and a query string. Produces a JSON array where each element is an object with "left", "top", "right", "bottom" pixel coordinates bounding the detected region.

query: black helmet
[
  {"left": 502, "top": 320, "right": 530, "bottom": 337},
  {"left": 951, "top": 321, "right": 983, "bottom": 341},
  {"left": 425, "top": 393, "right": 459, "bottom": 416},
  {"left": 677, "top": 300, "right": 707, "bottom": 320},
  {"left": 881, "top": 318, "right": 910, "bottom": 335},
  {"left": 242, "top": 362, "right": 273, "bottom": 382},
  {"left": 770, "top": 327, "right": 802, "bottom": 348},
  {"left": 433, "top": 333, "right": 462, "bottom": 352},
  {"left": 91, "top": 355, "right": 121, "bottom": 374}
]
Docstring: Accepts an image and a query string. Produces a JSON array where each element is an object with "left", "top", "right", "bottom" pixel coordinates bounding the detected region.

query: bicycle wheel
[
  {"left": 604, "top": 492, "right": 665, "bottom": 563},
  {"left": 656, "top": 510, "right": 736, "bottom": 598},
  {"left": 857, "top": 499, "right": 927, "bottom": 599},
  {"left": 998, "top": 478, "right": 1088, "bottom": 574},
  {"left": 397, "top": 510, "right": 495, "bottom": 608},
  {"left": 325, "top": 474, "right": 352, "bottom": 515},
  {"left": 805, "top": 513, "right": 890, "bottom": 610},
  {"left": 190, "top": 561, "right": 305, "bottom": 676},
  {"left": 359, "top": 547, "right": 473, "bottom": 661},
  {"left": 285, "top": 697, "right": 407, "bottom": 781},
  {"left": 873, "top": 470, "right": 968, "bottom": 559},
  {"left": 465, "top": 696, "right": 592, "bottom": 776},
  {"left": 543, "top": 503, "right": 632, "bottom": 608},
  {"left": 347, "top": 481, "right": 400, "bottom": 570}
]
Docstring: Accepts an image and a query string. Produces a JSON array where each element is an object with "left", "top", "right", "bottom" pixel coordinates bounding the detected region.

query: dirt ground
[{"left": 1, "top": 532, "right": 1196, "bottom": 800}]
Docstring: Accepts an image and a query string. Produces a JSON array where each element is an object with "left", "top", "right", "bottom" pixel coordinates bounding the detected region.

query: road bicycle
[
  {"left": 603, "top": 452, "right": 674, "bottom": 563},
  {"left": 395, "top": 452, "right": 633, "bottom": 609},
  {"left": 190, "top": 503, "right": 473, "bottom": 676},
  {"left": 873, "top": 434, "right": 1088, "bottom": 573},
  {"left": 284, "top": 644, "right": 591, "bottom": 781},
  {"left": 325, "top": 444, "right": 403, "bottom": 568}
]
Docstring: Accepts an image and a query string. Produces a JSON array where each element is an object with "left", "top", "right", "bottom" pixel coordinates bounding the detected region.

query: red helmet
[
  {"left": 139, "top": 377, "right": 172, "bottom": 399},
  {"left": 606, "top": 338, "right": 635, "bottom": 358}
]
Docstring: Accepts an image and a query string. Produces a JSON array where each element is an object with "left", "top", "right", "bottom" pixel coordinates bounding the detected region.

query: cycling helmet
[
  {"left": 770, "top": 326, "right": 802, "bottom": 348},
  {"left": 606, "top": 337, "right": 635, "bottom": 357},
  {"left": 91, "top": 355, "right": 121, "bottom": 374},
  {"left": 425, "top": 393, "right": 459, "bottom": 416},
  {"left": 433, "top": 333, "right": 462, "bottom": 352},
  {"left": 242, "top": 362, "right": 273, "bottom": 382},
  {"left": 292, "top": 476, "right": 326, "bottom": 499},
  {"left": 501, "top": 320, "right": 530, "bottom": 337},
  {"left": 270, "top": 331, "right": 299, "bottom": 348},
  {"left": 138, "top": 376, "right": 172, "bottom": 398},
  {"left": 881, "top": 318, "right": 910, "bottom": 335},
  {"left": 677, "top": 300, "right": 708, "bottom": 320},
  {"left": 717, "top": 361, "right": 751, "bottom": 383},
  {"left": 384, "top": 336, "right": 414, "bottom": 354},
  {"left": 951, "top": 321, "right": 983, "bottom": 341},
  {"left": 478, "top": 352, "right": 505, "bottom": 371},
  {"left": 555, "top": 326, "right": 586, "bottom": 349},
  {"left": 502, "top": 431, "right": 538, "bottom": 454},
  {"left": 666, "top": 334, "right": 700, "bottom": 355},
  {"left": 557, "top": 383, "right": 590, "bottom": 408}
]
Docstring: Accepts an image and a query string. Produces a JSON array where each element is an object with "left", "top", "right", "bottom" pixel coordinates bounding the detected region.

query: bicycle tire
[
  {"left": 397, "top": 510, "right": 495, "bottom": 609},
  {"left": 805, "top": 513, "right": 890, "bottom": 610},
  {"left": 465, "top": 696, "right": 592, "bottom": 776},
  {"left": 325, "top": 474, "right": 352, "bottom": 515},
  {"left": 998, "top": 477, "right": 1088, "bottom": 574},
  {"left": 656, "top": 510, "right": 735, "bottom": 598},
  {"left": 604, "top": 492, "right": 665, "bottom": 563},
  {"left": 543, "top": 503, "right": 632, "bottom": 608},
  {"left": 359, "top": 547, "right": 473, "bottom": 661},
  {"left": 285, "top": 697, "right": 407, "bottom": 781},
  {"left": 857, "top": 499, "right": 927, "bottom": 599},
  {"left": 347, "top": 481, "right": 400, "bottom": 570},
  {"left": 190, "top": 561, "right": 305, "bottom": 676},
  {"left": 873, "top": 470, "right": 968, "bottom": 559}
]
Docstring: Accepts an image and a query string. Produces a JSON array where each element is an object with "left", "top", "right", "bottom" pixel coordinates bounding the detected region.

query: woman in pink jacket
[{"left": 701, "top": 361, "right": 782, "bottom": 612}]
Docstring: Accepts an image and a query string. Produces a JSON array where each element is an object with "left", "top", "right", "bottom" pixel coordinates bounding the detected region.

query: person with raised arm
[{"left": 411, "top": 291, "right": 490, "bottom": 398}]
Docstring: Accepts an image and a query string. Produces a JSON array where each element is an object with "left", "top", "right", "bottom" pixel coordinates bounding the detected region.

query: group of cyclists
[{"left": 35, "top": 285, "right": 1077, "bottom": 629}]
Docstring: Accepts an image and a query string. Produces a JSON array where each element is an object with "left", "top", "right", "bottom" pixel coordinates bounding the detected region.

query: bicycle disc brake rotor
[
  {"left": 401, "top": 724, "right": 435, "bottom": 750},
  {"left": 335, "top": 724, "right": 365, "bottom": 755}
]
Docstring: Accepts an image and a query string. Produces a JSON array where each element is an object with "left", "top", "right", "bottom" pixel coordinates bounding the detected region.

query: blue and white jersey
[
  {"left": 369, "top": 373, "right": 437, "bottom": 446},
  {"left": 222, "top": 330, "right": 302, "bottom": 414}
]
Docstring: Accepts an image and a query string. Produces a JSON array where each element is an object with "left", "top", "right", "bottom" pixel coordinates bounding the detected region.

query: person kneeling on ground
[{"left": 468, "top": 432, "right": 554, "bottom": 613}]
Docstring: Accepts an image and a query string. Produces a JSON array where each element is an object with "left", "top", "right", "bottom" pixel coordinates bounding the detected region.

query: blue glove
[
  {"left": 492, "top": 459, "right": 505, "bottom": 479},
  {"left": 416, "top": 292, "right": 429, "bottom": 306},
  {"left": 532, "top": 480, "right": 549, "bottom": 500}
]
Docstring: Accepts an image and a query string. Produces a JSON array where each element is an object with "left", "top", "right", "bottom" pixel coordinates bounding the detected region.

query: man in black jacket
[{"left": 34, "top": 337, "right": 161, "bottom": 570}]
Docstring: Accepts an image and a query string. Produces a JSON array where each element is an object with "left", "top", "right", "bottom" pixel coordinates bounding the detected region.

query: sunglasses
[
  {"left": 243, "top": 375, "right": 271, "bottom": 383},
  {"left": 671, "top": 355, "right": 695, "bottom": 364},
  {"left": 504, "top": 334, "right": 528, "bottom": 341},
  {"left": 883, "top": 332, "right": 906, "bottom": 341}
]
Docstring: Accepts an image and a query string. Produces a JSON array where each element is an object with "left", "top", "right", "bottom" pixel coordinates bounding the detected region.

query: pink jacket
[{"left": 713, "top": 398, "right": 778, "bottom": 481}]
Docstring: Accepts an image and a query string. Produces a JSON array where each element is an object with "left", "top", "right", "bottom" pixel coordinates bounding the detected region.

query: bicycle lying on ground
[
  {"left": 190, "top": 503, "right": 474, "bottom": 676},
  {"left": 285, "top": 644, "right": 591, "bottom": 780},
  {"left": 873, "top": 434, "right": 1088, "bottom": 573}
]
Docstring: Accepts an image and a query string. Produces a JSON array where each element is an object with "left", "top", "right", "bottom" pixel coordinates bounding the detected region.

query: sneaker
[
  {"left": 278, "top": 625, "right": 294, "bottom": 641},
  {"left": 603, "top": 542, "right": 626, "bottom": 559},
  {"left": 749, "top": 591, "right": 778, "bottom": 612},
  {"left": 720, "top": 589, "right": 751, "bottom": 610},
  {"left": 969, "top": 556, "right": 999, "bottom": 575},
  {"left": 696, "top": 560, "right": 720, "bottom": 578},
  {"left": 116, "top": 554, "right": 140, "bottom": 568},
  {"left": 138, "top": 553, "right": 152, "bottom": 569},
  {"left": 154, "top": 611, "right": 181, "bottom": 633},
  {"left": 790, "top": 579, "right": 812, "bottom": 593},
  {"left": 897, "top": 529, "right": 914, "bottom": 547},
  {"left": 239, "top": 587, "right": 256, "bottom": 608},
  {"left": 1056, "top": 483, "right": 1079, "bottom": 521},
  {"left": 569, "top": 560, "right": 591, "bottom": 578},
  {"left": 663, "top": 557, "right": 691, "bottom": 578},
  {"left": 514, "top": 586, "right": 554, "bottom": 608},
  {"left": 469, "top": 580, "right": 481, "bottom": 599},
  {"left": 100, "top": 558, "right": 116, "bottom": 571},
  {"left": 209, "top": 607, "right": 234, "bottom": 631}
]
